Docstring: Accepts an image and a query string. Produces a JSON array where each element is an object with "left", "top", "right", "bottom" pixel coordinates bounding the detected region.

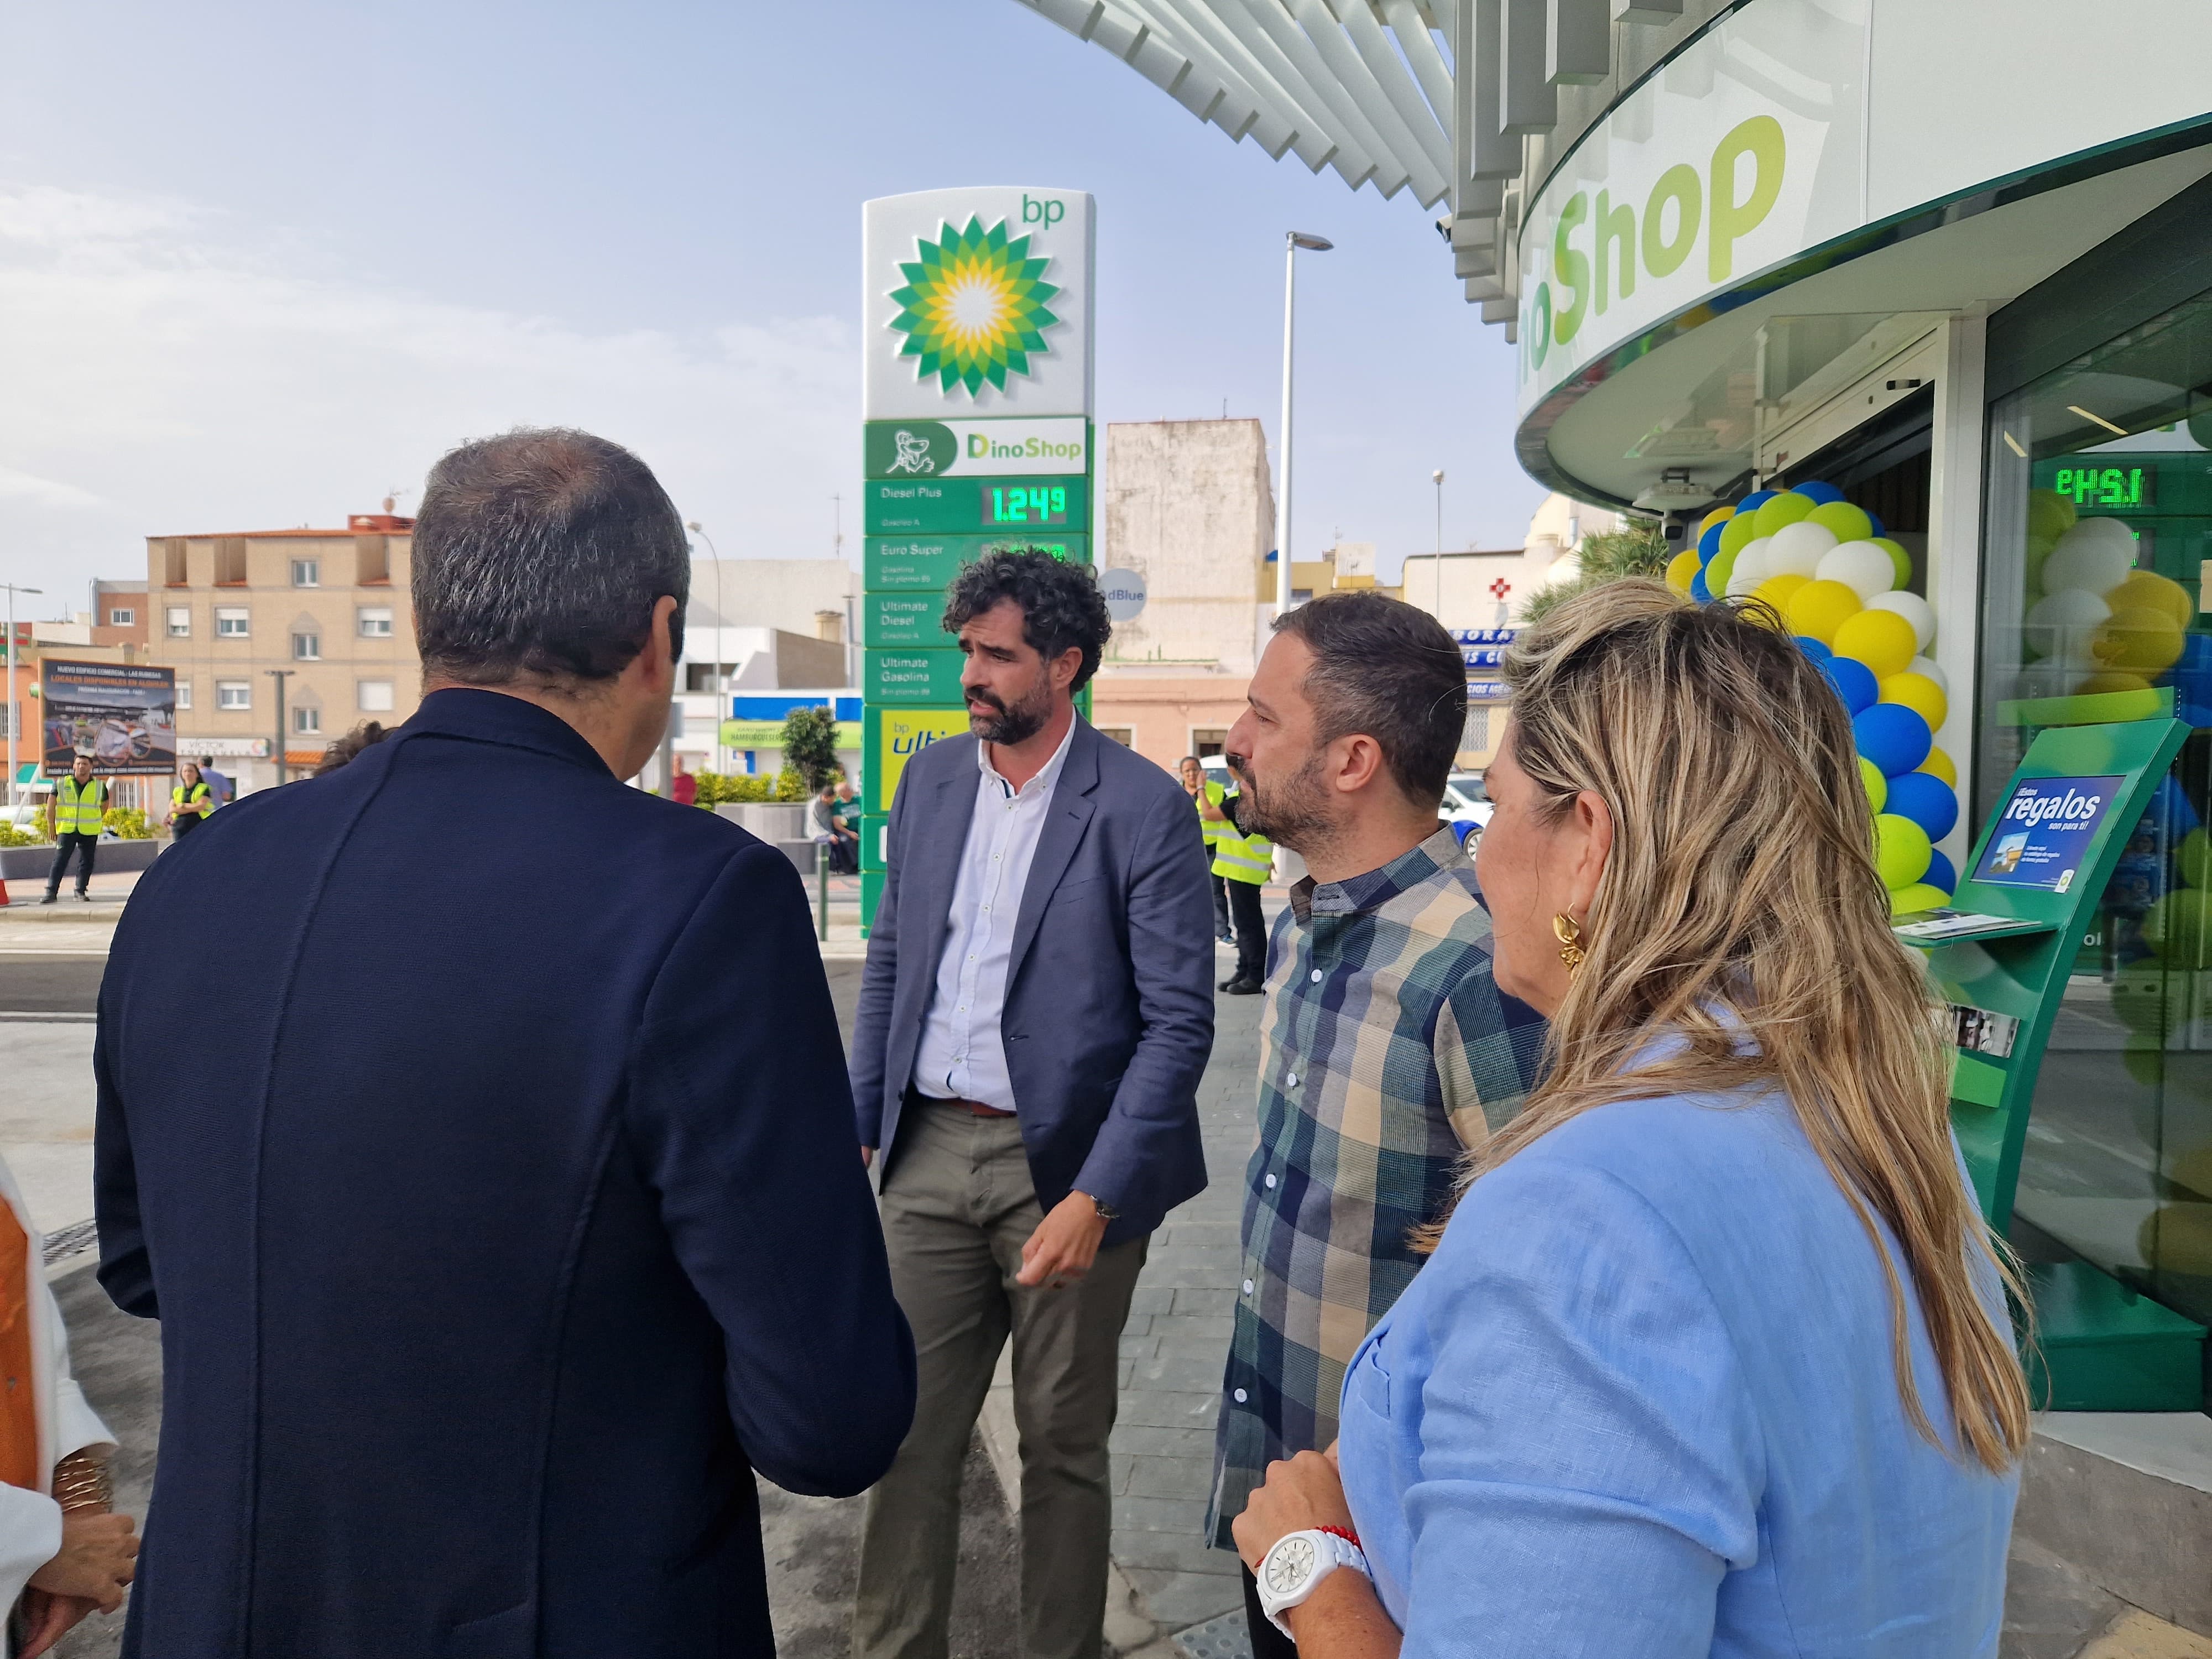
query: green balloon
[
  {"left": 1706, "top": 547, "right": 1738, "bottom": 596},
  {"left": 2180, "top": 826, "right": 2212, "bottom": 889},
  {"left": 1754, "top": 491, "right": 1817, "bottom": 535},
  {"left": 1871, "top": 538, "right": 1912, "bottom": 588},
  {"left": 1859, "top": 757, "right": 1887, "bottom": 813},
  {"left": 1874, "top": 812, "right": 1932, "bottom": 889},
  {"left": 1808, "top": 501, "right": 1874, "bottom": 544},
  {"left": 2146, "top": 888, "right": 2212, "bottom": 968},
  {"left": 1719, "top": 514, "right": 1762, "bottom": 559}
]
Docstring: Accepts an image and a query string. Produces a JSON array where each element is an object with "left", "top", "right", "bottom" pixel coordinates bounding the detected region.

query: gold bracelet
[{"left": 50, "top": 1453, "right": 111, "bottom": 1513}]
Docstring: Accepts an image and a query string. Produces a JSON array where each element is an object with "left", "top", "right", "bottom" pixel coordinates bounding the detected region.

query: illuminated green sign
[
  {"left": 863, "top": 474, "right": 1089, "bottom": 535},
  {"left": 863, "top": 648, "right": 967, "bottom": 706},
  {"left": 864, "top": 535, "right": 1088, "bottom": 591},
  {"left": 2052, "top": 465, "right": 2156, "bottom": 511}
]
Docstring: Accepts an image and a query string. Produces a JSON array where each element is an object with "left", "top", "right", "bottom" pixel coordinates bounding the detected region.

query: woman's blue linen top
[{"left": 1337, "top": 1084, "right": 2018, "bottom": 1657}]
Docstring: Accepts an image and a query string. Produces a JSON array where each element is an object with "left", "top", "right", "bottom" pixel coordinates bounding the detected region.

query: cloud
[{"left": 0, "top": 182, "right": 857, "bottom": 609}]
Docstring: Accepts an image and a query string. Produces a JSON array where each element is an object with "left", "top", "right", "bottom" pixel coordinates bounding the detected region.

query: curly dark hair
[{"left": 941, "top": 548, "right": 1113, "bottom": 691}]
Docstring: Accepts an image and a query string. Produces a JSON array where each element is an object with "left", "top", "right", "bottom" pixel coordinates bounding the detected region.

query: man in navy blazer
[
  {"left": 94, "top": 429, "right": 915, "bottom": 1658},
  {"left": 849, "top": 549, "right": 1212, "bottom": 1659}
]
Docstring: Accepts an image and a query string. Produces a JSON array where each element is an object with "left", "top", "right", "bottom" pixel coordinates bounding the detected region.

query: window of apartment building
[
  {"left": 216, "top": 681, "right": 251, "bottom": 710},
  {"left": 357, "top": 606, "right": 393, "bottom": 639},
  {"left": 215, "top": 608, "right": 249, "bottom": 638},
  {"left": 291, "top": 558, "right": 320, "bottom": 588},
  {"left": 1097, "top": 727, "right": 1134, "bottom": 747},
  {"left": 108, "top": 607, "right": 134, "bottom": 627},
  {"left": 293, "top": 705, "right": 322, "bottom": 735},
  {"left": 165, "top": 607, "right": 190, "bottom": 638},
  {"left": 357, "top": 680, "right": 395, "bottom": 712},
  {"left": 173, "top": 680, "right": 192, "bottom": 711},
  {"left": 292, "top": 632, "right": 321, "bottom": 661}
]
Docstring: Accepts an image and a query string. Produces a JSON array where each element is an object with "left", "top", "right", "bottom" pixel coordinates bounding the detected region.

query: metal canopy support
[
  {"left": 1612, "top": 0, "right": 1682, "bottom": 20},
  {"left": 1547, "top": 0, "right": 1611, "bottom": 85},
  {"left": 1499, "top": 0, "right": 1558, "bottom": 134}
]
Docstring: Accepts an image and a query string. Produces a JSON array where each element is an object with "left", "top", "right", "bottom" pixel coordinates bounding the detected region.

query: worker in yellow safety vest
[
  {"left": 1209, "top": 774, "right": 1274, "bottom": 997},
  {"left": 1181, "top": 757, "right": 1237, "bottom": 946},
  {"left": 168, "top": 762, "right": 215, "bottom": 842},
  {"left": 42, "top": 757, "right": 105, "bottom": 905}
]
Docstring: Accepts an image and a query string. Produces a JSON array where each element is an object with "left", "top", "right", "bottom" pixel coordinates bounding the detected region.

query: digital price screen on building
[
  {"left": 2049, "top": 465, "right": 2156, "bottom": 511},
  {"left": 865, "top": 475, "right": 1090, "bottom": 536}
]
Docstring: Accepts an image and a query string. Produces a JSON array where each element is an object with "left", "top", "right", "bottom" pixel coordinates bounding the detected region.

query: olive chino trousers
[{"left": 854, "top": 1098, "right": 1147, "bottom": 1659}]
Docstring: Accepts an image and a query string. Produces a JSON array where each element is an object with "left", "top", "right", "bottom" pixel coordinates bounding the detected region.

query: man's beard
[
  {"left": 968, "top": 679, "right": 1053, "bottom": 746},
  {"left": 1224, "top": 749, "right": 1335, "bottom": 854}
]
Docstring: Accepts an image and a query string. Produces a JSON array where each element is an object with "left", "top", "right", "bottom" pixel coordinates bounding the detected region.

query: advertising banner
[
  {"left": 40, "top": 660, "right": 178, "bottom": 777},
  {"left": 863, "top": 706, "right": 973, "bottom": 815},
  {"left": 865, "top": 418, "right": 1089, "bottom": 479},
  {"left": 1971, "top": 775, "right": 2124, "bottom": 894}
]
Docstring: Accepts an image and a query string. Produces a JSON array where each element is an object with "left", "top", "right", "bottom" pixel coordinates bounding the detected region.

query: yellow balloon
[
  {"left": 1917, "top": 747, "right": 1957, "bottom": 789},
  {"left": 2074, "top": 670, "right": 2154, "bottom": 697},
  {"left": 1698, "top": 505, "right": 1736, "bottom": 535},
  {"left": 2105, "top": 569, "right": 2192, "bottom": 629},
  {"left": 1860, "top": 757, "right": 1887, "bottom": 813},
  {"left": 1833, "top": 608, "right": 1918, "bottom": 678},
  {"left": 1890, "top": 883, "right": 1949, "bottom": 917},
  {"left": 1666, "top": 549, "right": 1703, "bottom": 596},
  {"left": 1754, "top": 573, "right": 1811, "bottom": 614},
  {"left": 2093, "top": 606, "right": 2185, "bottom": 676},
  {"left": 1879, "top": 671, "right": 1948, "bottom": 732},
  {"left": 1785, "top": 579, "right": 1863, "bottom": 644}
]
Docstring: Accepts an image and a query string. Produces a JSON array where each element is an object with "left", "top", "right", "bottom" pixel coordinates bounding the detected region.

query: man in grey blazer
[{"left": 851, "top": 549, "right": 1214, "bottom": 1659}]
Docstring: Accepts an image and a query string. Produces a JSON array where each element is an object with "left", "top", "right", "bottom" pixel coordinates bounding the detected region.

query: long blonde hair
[{"left": 1470, "top": 581, "right": 2030, "bottom": 1474}]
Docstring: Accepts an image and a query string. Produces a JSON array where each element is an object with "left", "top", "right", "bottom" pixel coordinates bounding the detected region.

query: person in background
[
  {"left": 1181, "top": 757, "right": 1235, "bottom": 945},
  {"left": 196, "top": 757, "right": 231, "bottom": 807},
  {"left": 814, "top": 783, "right": 859, "bottom": 874},
  {"left": 849, "top": 547, "right": 1213, "bottom": 1659},
  {"left": 40, "top": 758, "right": 103, "bottom": 905},
  {"left": 96, "top": 427, "right": 914, "bottom": 1656},
  {"left": 835, "top": 779, "right": 860, "bottom": 857},
  {"left": 166, "top": 761, "right": 214, "bottom": 841},
  {"left": 1207, "top": 592, "right": 1545, "bottom": 1657},
  {"left": 0, "top": 1147, "right": 135, "bottom": 1658},
  {"left": 669, "top": 755, "right": 698, "bottom": 807},
  {"left": 313, "top": 722, "right": 390, "bottom": 778},
  {"left": 1211, "top": 779, "right": 1272, "bottom": 997},
  {"left": 1231, "top": 585, "right": 2027, "bottom": 1658}
]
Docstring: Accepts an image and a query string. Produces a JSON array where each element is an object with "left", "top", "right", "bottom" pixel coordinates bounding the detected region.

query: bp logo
[{"left": 889, "top": 217, "right": 1061, "bottom": 397}]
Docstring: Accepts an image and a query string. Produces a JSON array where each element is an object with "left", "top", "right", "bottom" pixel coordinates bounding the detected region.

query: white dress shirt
[{"left": 912, "top": 717, "right": 1078, "bottom": 1112}]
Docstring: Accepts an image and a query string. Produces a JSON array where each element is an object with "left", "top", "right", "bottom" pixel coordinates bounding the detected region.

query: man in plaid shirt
[{"left": 1205, "top": 593, "right": 1546, "bottom": 1655}]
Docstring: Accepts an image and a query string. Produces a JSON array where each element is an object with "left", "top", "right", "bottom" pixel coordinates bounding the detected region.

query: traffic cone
[{"left": 0, "top": 877, "right": 11, "bottom": 907}]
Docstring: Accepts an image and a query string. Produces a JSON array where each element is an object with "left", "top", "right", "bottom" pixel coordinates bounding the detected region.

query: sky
[{"left": 0, "top": 0, "right": 1546, "bottom": 618}]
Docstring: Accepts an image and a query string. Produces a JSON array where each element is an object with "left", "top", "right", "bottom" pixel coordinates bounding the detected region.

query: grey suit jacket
[{"left": 850, "top": 717, "right": 1213, "bottom": 1243}]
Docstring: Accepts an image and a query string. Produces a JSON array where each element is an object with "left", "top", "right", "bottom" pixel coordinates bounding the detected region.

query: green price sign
[
  {"left": 864, "top": 593, "right": 948, "bottom": 648},
  {"left": 863, "top": 474, "right": 1089, "bottom": 535},
  {"left": 2052, "top": 465, "right": 2156, "bottom": 511},
  {"left": 864, "top": 647, "right": 968, "bottom": 706},
  {"left": 864, "top": 534, "right": 1089, "bottom": 592}
]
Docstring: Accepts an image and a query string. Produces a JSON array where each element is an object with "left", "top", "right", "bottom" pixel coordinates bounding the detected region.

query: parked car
[{"left": 1440, "top": 771, "right": 1491, "bottom": 834}]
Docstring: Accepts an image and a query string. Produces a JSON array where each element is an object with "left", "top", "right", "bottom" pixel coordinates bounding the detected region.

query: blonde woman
[{"left": 1232, "top": 585, "right": 2028, "bottom": 1657}]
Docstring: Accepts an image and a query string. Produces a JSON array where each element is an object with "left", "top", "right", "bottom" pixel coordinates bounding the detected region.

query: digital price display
[
  {"left": 2052, "top": 465, "right": 2155, "bottom": 511},
  {"left": 1972, "top": 774, "right": 2124, "bottom": 894},
  {"left": 985, "top": 484, "right": 1069, "bottom": 526}
]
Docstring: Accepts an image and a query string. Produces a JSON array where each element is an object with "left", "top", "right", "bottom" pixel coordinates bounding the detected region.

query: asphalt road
[{"left": 0, "top": 958, "right": 105, "bottom": 1016}]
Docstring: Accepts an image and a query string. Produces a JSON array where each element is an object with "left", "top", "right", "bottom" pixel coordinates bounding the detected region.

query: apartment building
[
  {"left": 90, "top": 581, "right": 150, "bottom": 651},
  {"left": 147, "top": 510, "right": 417, "bottom": 794}
]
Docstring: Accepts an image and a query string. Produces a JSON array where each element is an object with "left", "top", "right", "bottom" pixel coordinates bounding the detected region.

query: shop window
[
  {"left": 215, "top": 608, "right": 249, "bottom": 638},
  {"left": 357, "top": 680, "right": 394, "bottom": 712},
  {"left": 1980, "top": 285, "right": 2212, "bottom": 1332},
  {"left": 166, "top": 607, "right": 190, "bottom": 638},
  {"left": 216, "top": 681, "right": 251, "bottom": 710}
]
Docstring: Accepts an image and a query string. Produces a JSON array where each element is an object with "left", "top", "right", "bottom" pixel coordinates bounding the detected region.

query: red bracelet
[{"left": 1317, "top": 1524, "right": 1361, "bottom": 1548}]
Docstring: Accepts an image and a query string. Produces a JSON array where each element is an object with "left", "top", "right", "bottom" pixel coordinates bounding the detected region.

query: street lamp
[
  {"left": 1431, "top": 470, "right": 1446, "bottom": 620},
  {"left": 2, "top": 584, "right": 40, "bottom": 810},
  {"left": 1274, "top": 231, "right": 1334, "bottom": 614},
  {"left": 265, "top": 669, "right": 293, "bottom": 786},
  {"left": 686, "top": 520, "right": 725, "bottom": 771}
]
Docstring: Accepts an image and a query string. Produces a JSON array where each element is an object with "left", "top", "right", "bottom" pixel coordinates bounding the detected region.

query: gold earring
[{"left": 1553, "top": 912, "right": 1587, "bottom": 972}]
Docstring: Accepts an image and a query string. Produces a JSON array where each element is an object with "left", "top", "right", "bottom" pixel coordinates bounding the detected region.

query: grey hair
[{"left": 411, "top": 427, "right": 689, "bottom": 685}]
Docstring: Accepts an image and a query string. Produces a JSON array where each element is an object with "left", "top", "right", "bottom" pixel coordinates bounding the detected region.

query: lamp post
[
  {"left": 2, "top": 585, "right": 40, "bottom": 811},
  {"left": 1274, "top": 231, "right": 1334, "bottom": 613},
  {"left": 1431, "top": 469, "right": 1446, "bottom": 620},
  {"left": 687, "top": 520, "right": 724, "bottom": 770},
  {"left": 265, "top": 669, "right": 293, "bottom": 787}
]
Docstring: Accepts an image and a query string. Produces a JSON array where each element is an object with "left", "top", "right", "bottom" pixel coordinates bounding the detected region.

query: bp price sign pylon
[{"left": 859, "top": 187, "right": 1095, "bottom": 931}]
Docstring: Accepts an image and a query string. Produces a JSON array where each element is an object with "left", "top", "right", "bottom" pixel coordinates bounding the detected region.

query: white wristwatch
[{"left": 1256, "top": 1527, "right": 1371, "bottom": 1637}]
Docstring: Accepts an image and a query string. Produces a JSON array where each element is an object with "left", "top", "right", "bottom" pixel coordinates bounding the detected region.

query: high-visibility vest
[
  {"left": 1196, "top": 780, "right": 1231, "bottom": 849},
  {"left": 173, "top": 781, "right": 211, "bottom": 812},
  {"left": 55, "top": 775, "right": 105, "bottom": 836},
  {"left": 1211, "top": 788, "right": 1274, "bottom": 886}
]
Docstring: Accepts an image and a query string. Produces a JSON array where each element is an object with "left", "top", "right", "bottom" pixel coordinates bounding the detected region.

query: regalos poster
[
  {"left": 41, "top": 660, "right": 178, "bottom": 777},
  {"left": 1973, "top": 775, "right": 2123, "bottom": 894}
]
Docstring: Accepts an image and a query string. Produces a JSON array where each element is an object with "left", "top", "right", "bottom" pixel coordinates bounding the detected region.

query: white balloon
[
  {"left": 2023, "top": 587, "right": 2110, "bottom": 661},
  {"left": 1730, "top": 535, "right": 1775, "bottom": 585},
  {"left": 1764, "top": 519, "right": 1838, "bottom": 577},
  {"left": 2042, "top": 517, "right": 2137, "bottom": 596},
  {"left": 1816, "top": 540, "right": 1899, "bottom": 601},
  {"left": 1866, "top": 590, "right": 1936, "bottom": 650},
  {"left": 1906, "top": 655, "right": 1948, "bottom": 695},
  {"left": 1724, "top": 560, "right": 1766, "bottom": 598}
]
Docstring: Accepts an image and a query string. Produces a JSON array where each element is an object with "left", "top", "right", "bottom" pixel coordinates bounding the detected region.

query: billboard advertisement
[{"left": 40, "top": 659, "right": 178, "bottom": 777}]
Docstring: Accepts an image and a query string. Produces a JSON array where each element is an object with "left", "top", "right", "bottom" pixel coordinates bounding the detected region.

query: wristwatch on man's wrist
[
  {"left": 1090, "top": 1194, "right": 1120, "bottom": 1222},
  {"left": 1255, "top": 1526, "right": 1369, "bottom": 1637}
]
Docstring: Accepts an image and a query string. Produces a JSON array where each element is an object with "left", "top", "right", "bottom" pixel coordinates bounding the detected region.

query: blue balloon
[
  {"left": 1793, "top": 635, "right": 1833, "bottom": 661},
  {"left": 1864, "top": 511, "right": 1886, "bottom": 539},
  {"left": 1924, "top": 849, "right": 1957, "bottom": 895},
  {"left": 1697, "top": 520, "right": 1726, "bottom": 559},
  {"left": 1689, "top": 567, "right": 1713, "bottom": 603},
  {"left": 1854, "top": 703, "right": 1933, "bottom": 776},
  {"left": 1791, "top": 481, "right": 1846, "bottom": 505},
  {"left": 1738, "top": 489, "right": 1777, "bottom": 511},
  {"left": 1820, "top": 655, "right": 1879, "bottom": 714},
  {"left": 2149, "top": 772, "right": 2203, "bottom": 839},
  {"left": 1885, "top": 771, "right": 1959, "bottom": 842}
]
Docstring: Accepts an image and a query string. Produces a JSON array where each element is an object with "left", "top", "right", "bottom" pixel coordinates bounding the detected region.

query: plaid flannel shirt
[{"left": 1206, "top": 825, "right": 1546, "bottom": 1546}]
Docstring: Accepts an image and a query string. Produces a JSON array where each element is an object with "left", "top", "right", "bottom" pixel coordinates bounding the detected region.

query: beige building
[{"left": 147, "top": 510, "right": 417, "bottom": 794}]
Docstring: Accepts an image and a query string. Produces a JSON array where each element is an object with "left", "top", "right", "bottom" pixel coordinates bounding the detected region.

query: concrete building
[
  {"left": 146, "top": 510, "right": 417, "bottom": 794},
  {"left": 1091, "top": 419, "right": 1273, "bottom": 770},
  {"left": 675, "top": 556, "right": 859, "bottom": 780},
  {"left": 90, "top": 581, "right": 149, "bottom": 652}
]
